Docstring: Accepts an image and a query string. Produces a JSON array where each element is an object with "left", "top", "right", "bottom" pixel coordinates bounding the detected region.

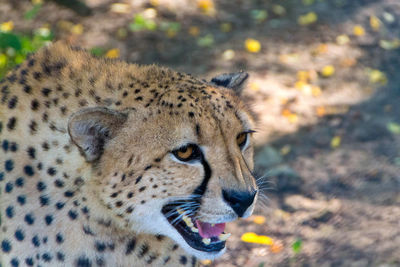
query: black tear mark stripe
[{"left": 192, "top": 156, "right": 212, "bottom": 201}]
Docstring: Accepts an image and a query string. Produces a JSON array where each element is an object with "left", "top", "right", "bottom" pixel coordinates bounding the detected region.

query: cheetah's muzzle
[{"left": 162, "top": 202, "right": 230, "bottom": 252}]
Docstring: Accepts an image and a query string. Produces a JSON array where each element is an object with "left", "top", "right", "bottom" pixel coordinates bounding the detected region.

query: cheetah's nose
[{"left": 222, "top": 189, "right": 257, "bottom": 217}]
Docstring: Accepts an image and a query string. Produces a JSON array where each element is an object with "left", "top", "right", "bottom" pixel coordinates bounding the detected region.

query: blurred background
[{"left": 1, "top": 0, "right": 399, "bottom": 266}]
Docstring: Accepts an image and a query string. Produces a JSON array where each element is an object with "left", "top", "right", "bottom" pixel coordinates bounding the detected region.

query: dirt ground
[{"left": 1, "top": 0, "right": 399, "bottom": 266}]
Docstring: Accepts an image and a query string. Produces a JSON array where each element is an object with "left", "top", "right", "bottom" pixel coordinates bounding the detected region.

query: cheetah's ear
[
  {"left": 68, "top": 107, "right": 128, "bottom": 162},
  {"left": 210, "top": 71, "right": 249, "bottom": 95}
]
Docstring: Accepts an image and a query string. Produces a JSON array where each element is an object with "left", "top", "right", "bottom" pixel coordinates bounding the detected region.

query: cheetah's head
[{"left": 68, "top": 72, "right": 258, "bottom": 259}]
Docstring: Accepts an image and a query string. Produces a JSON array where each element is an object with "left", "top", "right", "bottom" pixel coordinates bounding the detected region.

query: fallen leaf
[
  {"left": 298, "top": 12, "right": 318, "bottom": 26},
  {"left": 251, "top": 9, "right": 268, "bottom": 23},
  {"left": 330, "top": 136, "right": 341, "bottom": 148},
  {"left": 379, "top": 39, "right": 400, "bottom": 50},
  {"left": 71, "top": 24, "right": 84, "bottom": 35},
  {"left": 32, "top": 0, "right": 43, "bottom": 4},
  {"left": 292, "top": 238, "right": 302, "bottom": 253},
  {"left": 321, "top": 65, "right": 335, "bottom": 77},
  {"left": 369, "top": 15, "right": 381, "bottom": 31},
  {"left": 302, "top": 0, "right": 315, "bottom": 5},
  {"left": 387, "top": 122, "right": 400, "bottom": 135},
  {"left": 0, "top": 53, "right": 7, "bottom": 68},
  {"left": 368, "top": 69, "right": 387, "bottom": 85},
  {"left": 270, "top": 240, "right": 284, "bottom": 253},
  {"left": 197, "top": 0, "right": 216, "bottom": 16},
  {"left": 340, "top": 58, "right": 357, "bottom": 67},
  {"left": 272, "top": 5, "right": 286, "bottom": 16},
  {"left": 197, "top": 34, "right": 214, "bottom": 47},
  {"left": 241, "top": 232, "right": 273, "bottom": 245},
  {"left": 282, "top": 109, "right": 298, "bottom": 123},
  {"left": 110, "top": 3, "right": 130, "bottom": 14},
  {"left": 222, "top": 49, "right": 235, "bottom": 60},
  {"left": 313, "top": 43, "right": 328, "bottom": 55},
  {"left": 245, "top": 38, "right": 261, "bottom": 53},
  {"left": 311, "top": 85, "right": 322, "bottom": 96},
  {"left": 336, "top": 34, "right": 350, "bottom": 45},
  {"left": 0, "top": 21, "right": 14, "bottom": 32},
  {"left": 253, "top": 215, "right": 266, "bottom": 224},
  {"left": 279, "top": 53, "right": 299, "bottom": 64},
  {"left": 353, "top": 25, "right": 365, "bottom": 36},
  {"left": 105, "top": 48, "right": 120, "bottom": 59}
]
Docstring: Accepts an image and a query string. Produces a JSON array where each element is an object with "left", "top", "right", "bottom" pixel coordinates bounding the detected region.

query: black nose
[{"left": 222, "top": 190, "right": 257, "bottom": 217}]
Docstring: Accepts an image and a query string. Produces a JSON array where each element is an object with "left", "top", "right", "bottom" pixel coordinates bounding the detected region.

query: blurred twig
[{"left": 49, "top": 0, "right": 92, "bottom": 16}]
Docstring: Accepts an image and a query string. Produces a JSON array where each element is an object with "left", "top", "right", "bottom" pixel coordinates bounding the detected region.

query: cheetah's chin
[{"left": 161, "top": 203, "right": 231, "bottom": 253}]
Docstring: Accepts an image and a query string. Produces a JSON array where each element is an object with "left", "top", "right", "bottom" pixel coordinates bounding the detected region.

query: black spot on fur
[
  {"left": 39, "top": 195, "right": 50, "bottom": 206},
  {"left": 56, "top": 233, "right": 64, "bottom": 244},
  {"left": 17, "top": 195, "right": 26, "bottom": 205},
  {"left": 24, "top": 213, "right": 35, "bottom": 225},
  {"left": 125, "top": 238, "right": 136, "bottom": 255},
  {"left": 45, "top": 214, "right": 53, "bottom": 225},
  {"left": 135, "top": 176, "right": 142, "bottom": 184},
  {"left": 32, "top": 235, "right": 40, "bottom": 247},
  {"left": 5, "top": 159, "right": 14, "bottom": 172},
  {"left": 68, "top": 210, "right": 78, "bottom": 220},
  {"left": 6, "top": 205, "right": 14, "bottom": 218},
  {"left": 1, "top": 239, "right": 12, "bottom": 253},
  {"left": 180, "top": 255, "right": 187, "bottom": 265},
  {"left": 24, "top": 165, "right": 35, "bottom": 176},
  {"left": 75, "top": 256, "right": 92, "bottom": 267}
]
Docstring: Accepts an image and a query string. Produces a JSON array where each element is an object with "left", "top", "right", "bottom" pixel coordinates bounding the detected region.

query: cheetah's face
[{"left": 68, "top": 72, "right": 257, "bottom": 259}]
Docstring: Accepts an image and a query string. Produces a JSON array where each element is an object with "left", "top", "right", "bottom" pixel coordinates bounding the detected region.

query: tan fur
[{"left": 0, "top": 42, "right": 257, "bottom": 267}]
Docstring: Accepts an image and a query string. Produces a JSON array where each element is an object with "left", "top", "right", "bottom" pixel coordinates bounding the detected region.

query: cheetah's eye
[
  {"left": 172, "top": 144, "right": 202, "bottom": 162},
  {"left": 236, "top": 132, "right": 250, "bottom": 150}
]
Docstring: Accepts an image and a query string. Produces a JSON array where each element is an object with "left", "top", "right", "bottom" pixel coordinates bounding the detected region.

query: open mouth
[{"left": 161, "top": 202, "right": 231, "bottom": 252}]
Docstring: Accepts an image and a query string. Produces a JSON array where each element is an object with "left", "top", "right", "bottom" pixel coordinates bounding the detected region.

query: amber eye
[
  {"left": 172, "top": 144, "right": 202, "bottom": 162},
  {"left": 236, "top": 132, "right": 248, "bottom": 149}
]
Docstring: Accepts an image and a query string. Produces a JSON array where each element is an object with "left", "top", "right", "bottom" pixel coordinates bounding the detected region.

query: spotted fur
[{"left": 0, "top": 42, "right": 257, "bottom": 266}]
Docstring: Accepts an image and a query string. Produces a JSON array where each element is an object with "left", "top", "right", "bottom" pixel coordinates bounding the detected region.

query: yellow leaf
[
  {"left": 110, "top": 3, "right": 130, "bottom": 14},
  {"left": 336, "top": 34, "right": 350, "bottom": 45},
  {"left": 313, "top": 43, "right": 328, "bottom": 55},
  {"left": 197, "top": 0, "right": 215, "bottom": 16},
  {"left": 71, "top": 24, "right": 84, "bottom": 35},
  {"left": 220, "top": 22, "right": 232, "bottom": 33},
  {"left": 116, "top": 28, "right": 128, "bottom": 39},
  {"left": 149, "top": 0, "right": 159, "bottom": 7},
  {"left": 32, "top": 0, "right": 43, "bottom": 4},
  {"left": 353, "top": 25, "right": 365, "bottom": 36},
  {"left": 298, "top": 12, "right": 317, "bottom": 26},
  {"left": 0, "top": 53, "right": 7, "bottom": 68},
  {"left": 330, "top": 136, "right": 341, "bottom": 148},
  {"left": 57, "top": 20, "right": 74, "bottom": 31},
  {"left": 188, "top": 26, "right": 200, "bottom": 36},
  {"left": 241, "top": 232, "right": 274, "bottom": 245},
  {"left": 368, "top": 69, "right": 387, "bottom": 85},
  {"left": 369, "top": 15, "right": 381, "bottom": 31},
  {"left": 279, "top": 53, "right": 299, "bottom": 64},
  {"left": 166, "top": 29, "right": 177, "bottom": 38},
  {"left": 321, "top": 65, "right": 335, "bottom": 77},
  {"left": 105, "top": 48, "right": 120, "bottom": 59},
  {"left": 253, "top": 215, "right": 266, "bottom": 224},
  {"left": 245, "top": 38, "right": 261, "bottom": 53},
  {"left": 0, "top": 21, "right": 14, "bottom": 32},
  {"left": 311, "top": 85, "right": 322, "bottom": 96},
  {"left": 222, "top": 49, "right": 235, "bottom": 61},
  {"left": 297, "top": 71, "right": 310, "bottom": 82}
]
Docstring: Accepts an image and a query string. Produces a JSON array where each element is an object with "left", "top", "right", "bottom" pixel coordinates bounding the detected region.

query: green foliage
[
  {"left": 129, "top": 14, "right": 157, "bottom": 32},
  {"left": 0, "top": 28, "right": 53, "bottom": 78},
  {"left": 24, "top": 3, "right": 43, "bottom": 20},
  {"left": 292, "top": 238, "right": 303, "bottom": 254}
]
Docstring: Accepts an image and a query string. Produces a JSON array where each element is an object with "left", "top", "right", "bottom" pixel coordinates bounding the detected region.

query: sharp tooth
[
  {"left": 182, "top": 215, "right": 194, "bottom": 227},
  {"left": 218, "top": 233, "right": 231, "bottom": 241},
  {"left": 202, "top": 238, "right": 211, "bottom": 245},
  {"left": 190, "top": 227, "right": 199, "bottom": 233}
]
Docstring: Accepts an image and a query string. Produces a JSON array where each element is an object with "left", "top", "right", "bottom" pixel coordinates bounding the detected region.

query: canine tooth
[
  {"left": 182, "top": 216, "right": 194, "bottom": 227},
  {"left": 202, "top": 238, "right": 211, "bottom": 245},
  {"left": 190, "top": 227, "right": 199, "bottom": 233},
  {"left": 218, "top": 233, "right": 231, "bottom": 241}
]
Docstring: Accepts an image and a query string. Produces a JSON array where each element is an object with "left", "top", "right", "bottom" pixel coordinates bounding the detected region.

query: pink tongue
[{"left": 195, "top": 220, "right": 225, "bottom": 238}]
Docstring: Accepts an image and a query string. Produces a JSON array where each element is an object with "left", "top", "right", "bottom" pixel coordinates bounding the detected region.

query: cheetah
[{"left": 0, "top": 42, "right": 258, "bottom": 266}]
